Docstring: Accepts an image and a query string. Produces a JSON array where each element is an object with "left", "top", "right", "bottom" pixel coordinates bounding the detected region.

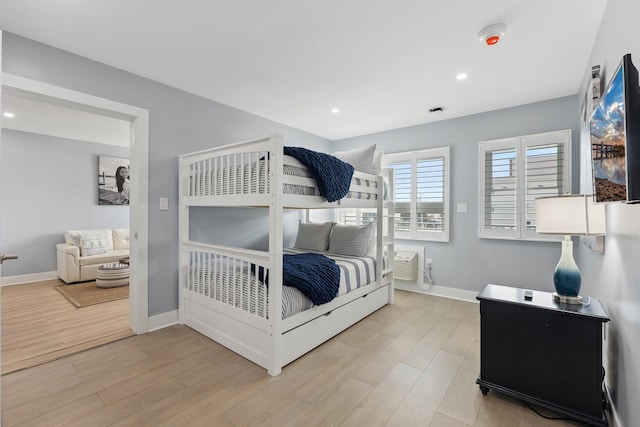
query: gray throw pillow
[
  {"left": 294, "top": 221, "right": 334, "bottom": 251},
  {"left": 328, "top": 223, "right": 373, "bottom": 257}
]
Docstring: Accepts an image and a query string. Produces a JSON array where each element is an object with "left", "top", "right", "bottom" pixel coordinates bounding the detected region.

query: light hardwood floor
[
  {"left": 1, "top": 279, "right": 133, "bottom": 374},
  {"left": 2, "top": 290, "right": 586, "bottom": 427}
]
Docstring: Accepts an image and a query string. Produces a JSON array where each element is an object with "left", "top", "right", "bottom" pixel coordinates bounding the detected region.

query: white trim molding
[
  {"left": 2, "top": 73, "right": 150, "bottom": 334},
  {"left": 604, "top": 386, "right": 623, "bottom": 427},
  {"left": 148, "top": 310, "right": 179, "bottom": 332},
  {"left": 394, "top": 282, "right": 478, "bottom": 303},
  {"left": 1, "top": 271, "right": 58, "bottom": 286}
]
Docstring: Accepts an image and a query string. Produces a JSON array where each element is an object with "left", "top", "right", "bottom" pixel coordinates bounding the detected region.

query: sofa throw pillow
[
  {"left": 334, "top": 145, "right": 377, "bottom": 175},
  {"left": 294, "top": 221, "right": 335, "bottom": 251},
  {"left": 69, "top": 233, "right": 82, "bottom": 251},
  {"left": 328, "top": 223, "right": 373, "bottom": 257},
  {"left": 79, "top": 232, "right": 108, "bottom": 256}
]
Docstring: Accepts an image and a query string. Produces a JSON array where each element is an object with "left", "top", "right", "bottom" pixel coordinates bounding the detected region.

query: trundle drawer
[{"left": 281, "top": 285, "right": 389, "bottom": 365}]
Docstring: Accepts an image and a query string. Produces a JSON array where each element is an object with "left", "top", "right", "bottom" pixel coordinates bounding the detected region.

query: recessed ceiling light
[
  {"left": 331, "top": 107, "right": 340, "bottom": 114},
  {"left": 456, "top": 73, "right": 468, "bottom": 80},
  {"left": 3, "top": 112, "right": 16, "bottom": 118}
]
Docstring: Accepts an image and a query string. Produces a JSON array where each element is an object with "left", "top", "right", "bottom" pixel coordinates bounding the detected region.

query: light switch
[
  {"left": 159, "top": 197, "right": 169, "bottom": 211},
  {"left": 457, "top": 203, "right": 468, "bottom": 213}
]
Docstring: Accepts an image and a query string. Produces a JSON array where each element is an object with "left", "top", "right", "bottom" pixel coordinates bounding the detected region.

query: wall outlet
[{"left": 425, "top": 258, "right": 432, "bottom": 266}]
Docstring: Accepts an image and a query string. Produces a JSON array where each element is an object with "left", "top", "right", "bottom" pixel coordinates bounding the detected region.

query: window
[
  {"left": 386, "top": 147, "right": 450, "bottom": 242},
  {"left": 336, "top": 207, "right": 376, "bottom": 226},
  {"left": 478, "top": 129, "right": 571, "bottom": 240}
]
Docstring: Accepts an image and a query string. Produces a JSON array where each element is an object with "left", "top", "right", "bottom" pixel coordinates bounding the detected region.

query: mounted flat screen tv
[{"left": 590, "top": 53, "right": 640, "bottom": 203}]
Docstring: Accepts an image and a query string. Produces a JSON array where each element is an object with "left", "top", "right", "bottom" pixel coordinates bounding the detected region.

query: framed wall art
[{"left": 98, "top": 155, "right": 130, "bottom": 205}]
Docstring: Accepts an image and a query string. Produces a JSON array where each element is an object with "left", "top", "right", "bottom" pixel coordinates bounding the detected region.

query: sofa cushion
[
  {"left": 79, "top": 232, "right": 109, "bottom": 256},
  {"left": 112, "top": 228, "right": 130, "bottom": 250},
  {"left": 78, "top": 249, "right": 129, "bottom": 266}
]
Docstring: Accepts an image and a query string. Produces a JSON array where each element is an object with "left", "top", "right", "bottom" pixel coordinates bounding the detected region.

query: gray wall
[
  {"left": 335, "top": 96, "right": 581, "bottom": 293},
  {"left": 574, "top": 0, "right": 640, "bottom": 425},
  {"left": 0, "top": 129, "right": 129, "bottom": 276},
  {"left": 190, "top": 207, "right": 302, "bottom": 250},
  {"left": 2, "top": 33, "right": 331, "bottom": 315},
  {"left": 5, "top": 11, "right": 639, "bottom": 423}
]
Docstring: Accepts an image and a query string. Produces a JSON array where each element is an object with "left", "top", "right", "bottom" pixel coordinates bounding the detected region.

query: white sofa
[{"left": 56, "top": 228, "right": 129, "bottom": 284}]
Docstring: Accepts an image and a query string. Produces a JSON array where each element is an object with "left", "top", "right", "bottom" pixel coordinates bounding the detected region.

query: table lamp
[{"left": 535, "top": 195, "right": 606, "bottom": 304}]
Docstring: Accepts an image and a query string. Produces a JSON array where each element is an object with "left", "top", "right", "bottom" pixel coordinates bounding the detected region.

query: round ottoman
[{"left": 96, "top": 262, "right": 130, "bottom": 288}]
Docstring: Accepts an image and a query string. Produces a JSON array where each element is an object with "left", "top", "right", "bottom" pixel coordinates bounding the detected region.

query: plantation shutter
[
  {"left": 337, "top": 208, "right": 376, "bottom": 226},
  {"left": 482, "top": 146, "right": 517, "bottom": 231},
  {"left": 524, "top": 140, "right": 567, "bottom": 232},
  {"left": 387, "top": 147, "right": 449, "bottom": 242},
  {"left": 479, "top": 130, "right": 571, "bottom": 240},
  {"left": 416, "top": 156, "right": 445, "bottom": 232},
  {"left": 338, "top": 209, "right": 358, "bottom": 225},
  {"left": 390, "top": 160, "right": 412, "bottom": 232}
]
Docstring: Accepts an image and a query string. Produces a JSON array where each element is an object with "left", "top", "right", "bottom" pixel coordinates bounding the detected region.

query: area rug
[{"left": 54, "top": 282, "right": 129, "bottom": 308}]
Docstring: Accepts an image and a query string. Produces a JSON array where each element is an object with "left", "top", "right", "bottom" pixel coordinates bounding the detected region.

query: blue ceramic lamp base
[{"left": 552, "top": 237, "right": 583, "bottom": 305}]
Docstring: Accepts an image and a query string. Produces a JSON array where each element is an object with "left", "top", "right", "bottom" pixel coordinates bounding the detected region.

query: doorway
[{"left": 1, "top": 73, "right": 149, "bottom": 372}]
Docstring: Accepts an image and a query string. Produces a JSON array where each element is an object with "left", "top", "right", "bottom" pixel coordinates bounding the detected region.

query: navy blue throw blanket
[
  {"left": 284, "top": 146, "right": 354, "bottom": 202},
  {"left": 253, "top": 253, "right": 340, "bottom": 305},
  {"left": 283, "top": 253, "right": 340, "bottom": 305}
]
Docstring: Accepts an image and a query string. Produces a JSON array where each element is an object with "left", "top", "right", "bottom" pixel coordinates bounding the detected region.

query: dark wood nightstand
[{"left": 476, "top": 284, "right": 609, "bottom": 426}]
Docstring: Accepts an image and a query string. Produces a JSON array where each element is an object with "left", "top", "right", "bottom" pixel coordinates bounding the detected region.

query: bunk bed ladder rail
[
  {"left": 377, "top": 168, "right": 395, "bottom": 302},
  {"left": 266, "top": 135, "right": 285, "bottom": 376}
]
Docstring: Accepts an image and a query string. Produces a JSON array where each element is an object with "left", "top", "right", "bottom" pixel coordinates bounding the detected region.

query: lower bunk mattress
[{"left": 185, "top": 249, "right": 377, "bottom": 319}]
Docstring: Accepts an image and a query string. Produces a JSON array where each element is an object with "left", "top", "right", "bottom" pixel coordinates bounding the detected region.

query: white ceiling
[
  {"left": 0, "top": 0, "right": 608, "bottom": 141},
  {"left": 1, "top": 89, "right": 131, "bottom": 147}
]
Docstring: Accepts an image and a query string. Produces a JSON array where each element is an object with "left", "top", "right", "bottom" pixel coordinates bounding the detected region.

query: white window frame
[
  {"left": 478, "top": 129, "right": 571, "bottom": 241},
  {"left": 386, "top": 147, "right": 450, "bottom": 242}
]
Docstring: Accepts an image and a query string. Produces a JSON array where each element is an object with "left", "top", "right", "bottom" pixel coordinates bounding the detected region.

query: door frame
[{"left": 2, "top": 72, "right": 150, "bottom": 334}]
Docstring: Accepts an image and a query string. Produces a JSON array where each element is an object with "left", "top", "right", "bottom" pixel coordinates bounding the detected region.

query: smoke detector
[{"left": 478, "top": 23, "right": 507, "bottom": 46}]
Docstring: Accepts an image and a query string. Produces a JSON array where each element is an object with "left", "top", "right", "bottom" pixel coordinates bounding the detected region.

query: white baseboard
[
  {"left": 394, "top": 282, "right": 478, "bottom": 303},
  {"left": 1, "top": 271, "right": 58, "bottom": 286},
  {"left": 148, "top": 310, "right": 179, "bottom": 332},
  {"left": 605, "top": 386, "right": 623, "bottom": 427}
]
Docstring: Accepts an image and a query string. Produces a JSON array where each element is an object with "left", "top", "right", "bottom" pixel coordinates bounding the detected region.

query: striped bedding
[
  {"left": 185, "top": 249, "right": 377, "bottom": 319},
  {"left": 188, "top": 155, "right": 381, "bottom": 200}
]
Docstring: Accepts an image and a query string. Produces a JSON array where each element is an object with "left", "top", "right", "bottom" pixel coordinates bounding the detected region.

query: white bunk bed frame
[{"left": 179, "top": 135, "right": 395, "bottom": 376}]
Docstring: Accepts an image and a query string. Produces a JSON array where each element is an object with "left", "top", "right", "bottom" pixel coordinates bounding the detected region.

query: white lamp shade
[{"left": 535, "top": 195, "right": 606, "bottom": 235}]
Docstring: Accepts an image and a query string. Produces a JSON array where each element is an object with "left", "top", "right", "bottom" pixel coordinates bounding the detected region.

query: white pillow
[
  {"left": 79, "top": 232, "right": 108, "bottom": 256},
  {"left": 334, "top": 145, "right": 376, "bottom": 174},
  {"left": 328, "top": 223, "right": 373, "bottom": 257},
  {"left": 67, "top": 229, "right": 113, "bottom": 251},
  {"left": 294, "top": 221, "right": 334, "bottom": 251},
  {"left": 372, "top": 151, "right": 383, "bottom": 175}
]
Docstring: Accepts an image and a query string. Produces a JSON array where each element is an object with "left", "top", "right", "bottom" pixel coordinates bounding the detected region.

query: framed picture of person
[{"left": 98, "top": 156, "right": 130, "bottom": 205}]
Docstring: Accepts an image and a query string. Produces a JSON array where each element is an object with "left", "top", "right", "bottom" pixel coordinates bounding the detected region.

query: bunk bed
[{"left": 179, "top": 135, "right": 395, "bottom": 376}]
